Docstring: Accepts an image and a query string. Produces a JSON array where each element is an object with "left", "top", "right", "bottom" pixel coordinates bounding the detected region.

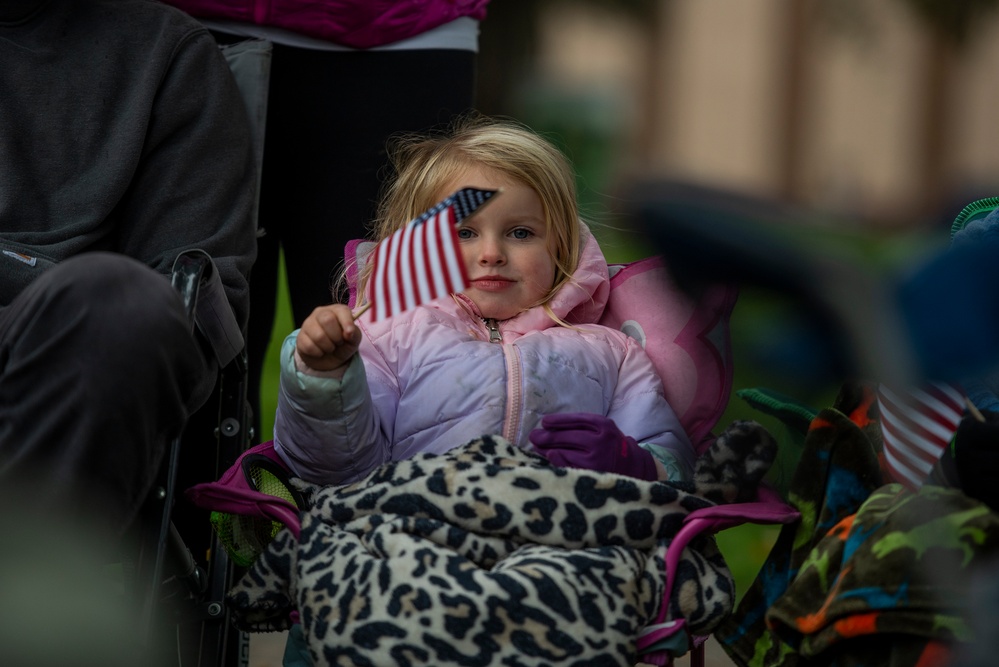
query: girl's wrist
[
  {"left": 639, "top": 442, "right": 689, "bottom": 483},
  {"left": 294, "top": 349, "right": 351, "bottom": 378}
]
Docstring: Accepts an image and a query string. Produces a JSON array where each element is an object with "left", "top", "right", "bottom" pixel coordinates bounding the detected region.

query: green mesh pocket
[
  {"left": 210, "top": 509, "right": 280, "bottom": 568},
  {"left": 210, "top": 455, "right": 303, "bottom": 568},
  {"left": 250, "top": 464, "right": 298, "bottom": 504}
]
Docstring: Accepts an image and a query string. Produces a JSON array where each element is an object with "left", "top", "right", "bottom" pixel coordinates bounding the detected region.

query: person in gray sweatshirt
[{"left": 0, "top": 0, "right": 257, "bottom": 538}]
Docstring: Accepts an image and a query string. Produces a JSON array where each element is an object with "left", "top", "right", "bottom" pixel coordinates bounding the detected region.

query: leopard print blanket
[{"left": 228, "top": 426, "right": 776, "bottom": 666}]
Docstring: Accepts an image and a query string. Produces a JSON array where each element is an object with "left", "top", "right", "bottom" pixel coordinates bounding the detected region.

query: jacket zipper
[
  {"left": 483, "top": 318, "right": 522, "bottom": 442},
  {"left": 484, "top": 318, "right": 502, "bottom": 343},
  {"left": 502, "top": 346, "right": 522, "bottom": 442}
]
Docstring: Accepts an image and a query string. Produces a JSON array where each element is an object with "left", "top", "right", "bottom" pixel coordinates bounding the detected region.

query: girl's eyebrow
[{"left": 505, "top": 214, "right": 546, "bottom": 225}]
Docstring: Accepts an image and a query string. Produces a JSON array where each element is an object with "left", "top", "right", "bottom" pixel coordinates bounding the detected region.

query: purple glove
[{"left": 529, "top": 413, "right": 659, "bottom": 481}]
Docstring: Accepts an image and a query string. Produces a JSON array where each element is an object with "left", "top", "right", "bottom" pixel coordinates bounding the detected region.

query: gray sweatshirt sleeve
[{"left": 112, "top": 28, "right": 257, "bottom": 332}]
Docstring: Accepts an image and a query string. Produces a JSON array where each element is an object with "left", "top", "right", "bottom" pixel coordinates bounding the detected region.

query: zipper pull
[{"left": 484, "top": 318, "right": 502, "bottom": 343}]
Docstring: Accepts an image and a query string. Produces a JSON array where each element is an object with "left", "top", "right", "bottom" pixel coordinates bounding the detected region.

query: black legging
[{"left": 247, "top": 44, "right": 477, "bottom": 440}]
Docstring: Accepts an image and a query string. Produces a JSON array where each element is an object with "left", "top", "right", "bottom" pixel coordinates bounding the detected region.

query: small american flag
[
  {"left": 366, "top": 187, "right": 497, "bottom": 321},
  {"left": 877, "top": 381, "right": 966, "bottom": 490}
]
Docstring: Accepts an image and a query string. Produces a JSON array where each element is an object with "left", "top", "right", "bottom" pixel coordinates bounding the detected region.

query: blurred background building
[{"left": 478, "top": 0, "right": 999, "bottom": 232}]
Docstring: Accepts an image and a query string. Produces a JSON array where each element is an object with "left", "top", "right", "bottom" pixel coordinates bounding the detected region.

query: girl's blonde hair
[{"left": 354, "top": 114, "right": 581, "bottom": 313}]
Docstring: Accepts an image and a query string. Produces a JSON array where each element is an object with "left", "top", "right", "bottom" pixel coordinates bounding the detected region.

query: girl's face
[{"left": 440, "top": 165, "right": 556, "bottom": 320}]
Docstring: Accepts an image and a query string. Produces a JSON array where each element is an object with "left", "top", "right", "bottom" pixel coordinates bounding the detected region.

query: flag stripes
[
  {"left": 877, "top": 381, "right": 965, "bottom": 490},
  {"left": 367, "top": 188, "right": 497, "bottom": 321}
]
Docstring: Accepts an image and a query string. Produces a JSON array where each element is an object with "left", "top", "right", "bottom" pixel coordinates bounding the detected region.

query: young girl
[{"left": 272, "top": 115, "right": 695, "bottom": 486}]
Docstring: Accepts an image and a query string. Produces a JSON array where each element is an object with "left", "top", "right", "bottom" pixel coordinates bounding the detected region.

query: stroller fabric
[
  {"left": 227, "top": 427, "right": 779, "bottom": 666},
  {"left": 187, "top": 440, "right": 304, "bottom": 567}
]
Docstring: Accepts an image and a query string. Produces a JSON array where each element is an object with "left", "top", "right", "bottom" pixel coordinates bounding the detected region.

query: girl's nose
[{"left": 478, "top": 237, "right": 506, "bottom": 265}]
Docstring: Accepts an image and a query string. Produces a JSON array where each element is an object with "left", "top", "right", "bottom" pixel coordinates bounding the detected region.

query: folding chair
[
  {"left": 128, "top": 38, "right": 273, "bottom": 667},
  {"left": 119, "top": 249, "right": 253, "bottom": 667}
]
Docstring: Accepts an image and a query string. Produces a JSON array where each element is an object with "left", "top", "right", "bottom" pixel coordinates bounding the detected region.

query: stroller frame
[
  {"left": 130, "top": 37, "right": 273, "bottom": 666},
  {"left": 127, "top": 251, "right": 253, "bottom": 667}
]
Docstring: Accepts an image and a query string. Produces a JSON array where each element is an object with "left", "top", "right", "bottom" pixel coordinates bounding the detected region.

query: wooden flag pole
[
  {"left": 352, "top": 301, "right": 372, "bottom": 321},
  {"left": 966, "top": 396, "right": 986, "bottom": 422}
]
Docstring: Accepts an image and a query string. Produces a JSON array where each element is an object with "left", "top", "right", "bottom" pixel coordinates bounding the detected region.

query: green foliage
[{"left": 259, "top": 252, "right": 294, "bottom": 444}]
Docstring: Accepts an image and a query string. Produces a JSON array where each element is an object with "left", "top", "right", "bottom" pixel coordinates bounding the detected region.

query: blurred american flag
[
  {"left": 877, "top": 381, "right": 965, "bottom": 489},
  {"left": 367, "top": 187, "right": 496, "bottom": 321}
]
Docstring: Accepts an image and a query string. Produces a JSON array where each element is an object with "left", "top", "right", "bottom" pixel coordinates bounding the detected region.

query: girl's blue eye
[
  {"left": 457, "top": 228, "right": 473, "bottom": 239},
  {"left": 512, "top": 228, "right": 532, "bottom": 240}
]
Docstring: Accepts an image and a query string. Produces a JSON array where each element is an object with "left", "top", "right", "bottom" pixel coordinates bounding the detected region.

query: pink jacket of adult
[
  {"left": 163, "top": 0, "right": 490, "bottom": 48},
  {"left": 274, "top": 226, "right": 694, "bottom": 486}
]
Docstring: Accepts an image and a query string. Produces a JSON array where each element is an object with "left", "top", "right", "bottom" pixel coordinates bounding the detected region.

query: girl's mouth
[{"left": 470, "top": 277, "right": 513, "bottom": 292}]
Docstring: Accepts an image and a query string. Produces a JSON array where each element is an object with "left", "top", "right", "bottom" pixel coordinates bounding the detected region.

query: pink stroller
[{"left": 186, "top": 245, "right": 799, "bottom": 667}]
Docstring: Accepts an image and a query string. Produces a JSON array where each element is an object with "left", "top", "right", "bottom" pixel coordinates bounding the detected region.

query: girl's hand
[
  {"left": 529, "top": 413, "right": 659, "bottom": 481},
  {"left": 296, "top": 304, "right": 362, "bottom": 373}
]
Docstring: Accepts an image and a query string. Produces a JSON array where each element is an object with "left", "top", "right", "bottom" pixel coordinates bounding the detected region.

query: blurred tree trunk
[
  {"left": 916, "top": 25, "right": 956, "bottom": 217},
  {"left": 634, "top": 2, "right": 667, "bottom": 168},
  {"left": 475, "top": 1, "right": 659, "bottom": 117},
  {"left": 475, "top": 3, "right": 543, "bottom": 116},
  {"left": 897, "top": 0, "right": 999, "bottom": 217},
  {"left": 778, "top": 0, "right": 810, "bottom": 204}
]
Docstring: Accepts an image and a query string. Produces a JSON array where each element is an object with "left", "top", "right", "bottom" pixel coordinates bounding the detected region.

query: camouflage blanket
[{"left": 717, "top": 383, "right": 999, "bottom": 667}]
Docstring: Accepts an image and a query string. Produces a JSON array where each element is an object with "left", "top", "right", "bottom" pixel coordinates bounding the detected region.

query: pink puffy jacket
[
  {"left": 163, "top": 0, "right": 490, "bottom": 48},
  {"left": 274, "top": 226, "right": 694, "bottom": 486}
]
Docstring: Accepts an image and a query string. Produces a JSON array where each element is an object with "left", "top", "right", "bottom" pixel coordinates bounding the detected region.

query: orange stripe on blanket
[
  {"left": 832, "top": 611, "right": 879, "bottom": 638},
  {"left": 793, "top": 565, "right": 853, "bottom": 634},
  {"left": 828, "top": 514, "right": 855, "bottom": 540},
  {"left": 847, "top": 387, "right": 877, "bottom": 428},
  {"left": 808, "top": 416, "right": 834, "bottom": 432}
]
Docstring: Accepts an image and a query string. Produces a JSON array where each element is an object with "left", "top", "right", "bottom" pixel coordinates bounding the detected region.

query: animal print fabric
[{"left": 228, "top": 431, "right": 775, "bottom": 666}]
